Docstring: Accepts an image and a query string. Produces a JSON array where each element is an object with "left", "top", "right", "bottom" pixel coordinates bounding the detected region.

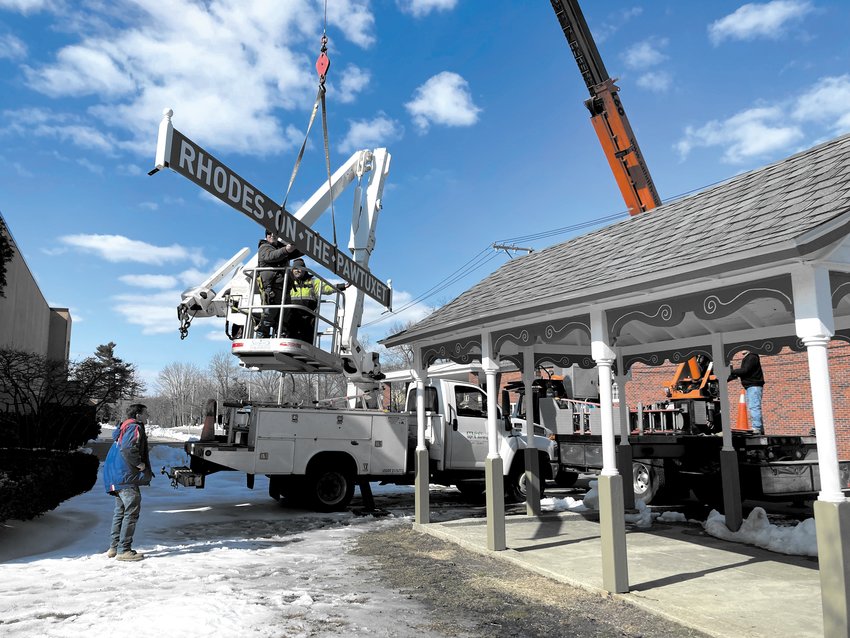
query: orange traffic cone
[{"left": 733, "top": 389, "right": 750, "bottom": 432}]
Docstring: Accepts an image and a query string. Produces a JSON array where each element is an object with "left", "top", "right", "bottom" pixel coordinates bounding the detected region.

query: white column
[
  {"left": 591, "top": 310, "right": 618, "bottom": 476},
  {"left": 803, "top": 336, "right": 844, "bottom": 502},
  {"left": 413, "top": 353, "right": 428, "bottom": 453},
  {"left": 792, "top": 266, "right": 844, "bottom": 502},
  {"left": 412, "top": 349, "right": 430, "bottom": 524},
  {"left": 482, "top": 333, "right": 506, "bottom": 550},
  {"left": 614, "top": 352, "right": 634, "bottom": 510},
  {"left": 590, "top": 308, "right": 629, "bottom": 593},
  {"left": 522, "top": 347, "right": 541, "bottom": 515},
  {"left": 482, "top": 339, "right": 501, "bottom": 460}
]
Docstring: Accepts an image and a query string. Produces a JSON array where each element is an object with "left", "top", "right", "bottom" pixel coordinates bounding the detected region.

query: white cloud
[
  {"left": 76, "top": 158, "right": 104, "bottom": 175},
  {"left": 139, "top": 201, "right": 159, "bottom": 211},
  {"left": 636, "top": 70, "right": 672, "bottom": 93},
  {"left": 792, "top": 75, "right": 850, "bottom": 135},
  {"left": 118, "top": 274, "right": 179, "bottom": 289},
  {"left": 60, "top": 233, "right": 207, "bottom": 267},
  {"left": 118, "top": 163, "right": 142, "bottom": 176},
  {"left": 11, "top": 0, "right": 376, "bottom": 156},
  {"left": 359, "top": 290, "right": 432, "bottom": 342},
  {"left": 113, "top": 289, "right": 183, "bottom": 335},
  {"left": 676, "top": 74, "right": 850, "bottom": 163},
  {"left": 396, "top": 0, "right": 458, "bottom": 18},
  {"left": 25, "top": 44, "right": 136, "bottom": 97},
  {"left": 405, "top": 71, "right": 481, "bottom": 132},
  {"left": 593, "top": 7, "right": 643, "bottom": 44},
  {"left": 205, "top": 328, "right": 231, "bottom": 342},
  {"left": 339, "top": 115, "right": 403, "bottom": 153},
  {"left": 0, "top": 0, "right": 53, "bottom": 12},
  {"left": 1, "top": 107, "right": 119, "bottom": 153},
  {"left": 11, "top": 161, "right": 33, "bottom": 177},
  {"left": 0, "top": 33, "right": 26, "bottom": 59},
  {"left": 623, "top": 39, "right": 668, "bottom": 69},
  {"left": 676, "top": 106, "right": 803, "bottom": 163},
  {"left": 708, "top": 0, "right": 812, "bottom": 45},
  {"left": 336, "top": 65, "right": 370, "bottom": 104}
]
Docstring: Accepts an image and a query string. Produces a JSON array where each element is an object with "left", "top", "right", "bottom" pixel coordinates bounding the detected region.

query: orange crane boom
[{"left": 550, "top": 0, "right": 661, "bottom": 216}]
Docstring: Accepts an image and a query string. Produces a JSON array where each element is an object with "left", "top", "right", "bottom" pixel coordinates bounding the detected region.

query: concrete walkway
[{"left": 415, "top": 511, "right": 823, "bottom": 638}]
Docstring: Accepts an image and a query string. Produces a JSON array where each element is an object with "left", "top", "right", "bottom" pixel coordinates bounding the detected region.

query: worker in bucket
[
  {"left": 257, "top": 229, "right": 301, "bottom": 338},
  {"left": 284, "top": 258, "right": 348, "bottom": 343},
  {"left": 103, "top": 403, "right": 153, "bottom": 561},
  {"left": 728, "top": 349, "right": 765, "bottom": 434}
]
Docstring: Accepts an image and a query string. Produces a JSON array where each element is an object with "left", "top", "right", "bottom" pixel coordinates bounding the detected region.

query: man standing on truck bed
[{"left": 729, "top": 350, "right": 765, "bottom": 434}]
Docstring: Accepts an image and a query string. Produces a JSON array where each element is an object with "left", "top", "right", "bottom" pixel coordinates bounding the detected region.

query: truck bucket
[{"left": 231, "top": 338, "right": 345, "bottom": 374}]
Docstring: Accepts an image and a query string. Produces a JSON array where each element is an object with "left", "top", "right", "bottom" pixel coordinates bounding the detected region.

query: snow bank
[{"left": 703, "top": 507, "right": 818, "bottom": 556}]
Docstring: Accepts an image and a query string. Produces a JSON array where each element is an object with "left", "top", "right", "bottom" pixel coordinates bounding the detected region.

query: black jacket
[
  {"left": 730, "top": 352, "right": 764, "bottom": 388},
  {"left": 257, "top": 239, "right": 302, "bottom": 294}
]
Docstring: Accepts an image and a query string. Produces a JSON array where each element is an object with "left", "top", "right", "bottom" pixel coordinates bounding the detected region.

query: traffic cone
[{"left": 733, "top": 390, "right": 750, "bottom": 432}]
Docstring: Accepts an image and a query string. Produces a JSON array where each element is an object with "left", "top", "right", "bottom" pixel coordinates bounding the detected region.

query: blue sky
[{"left": 2, "top": 0, "right": 850, "bottom": 388}]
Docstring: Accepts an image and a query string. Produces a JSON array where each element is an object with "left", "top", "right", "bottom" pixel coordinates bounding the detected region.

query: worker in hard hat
[{"left": 284, "top": 258, "right": 348, "bottom": 343}]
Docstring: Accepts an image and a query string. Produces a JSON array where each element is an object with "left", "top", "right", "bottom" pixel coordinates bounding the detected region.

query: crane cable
[{"left": 279, "top": 2, "right": 338, "bottom": 251}]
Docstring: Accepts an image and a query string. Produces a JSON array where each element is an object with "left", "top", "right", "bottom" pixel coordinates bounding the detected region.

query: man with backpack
[{"left": 103, "top": 403, "right": 153, "bottom": 561}]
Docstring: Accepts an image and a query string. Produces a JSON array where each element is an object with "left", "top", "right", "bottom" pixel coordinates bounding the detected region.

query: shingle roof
[{"left": 386, "top": 133, "right": 850, "bottom": 346}]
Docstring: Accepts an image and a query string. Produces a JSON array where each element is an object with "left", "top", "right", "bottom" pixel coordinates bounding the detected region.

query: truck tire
[
  {"left": 268, "top": 476, "right": 282, "bottom": 501},
  {"left": 268, "top": 476, "right": 300, "bottom": 503},
  {"left": 632, "top": 461, "right": 664, "bottom": 505},
  {"left": 455, "top": 480, "right": 486, "bottom": 501},
  {"left": 554, "top": 471, "right": 579, "bottom": 488},
  {"left": 304, "top": 464, "right": 355, "bottom": 512},
  {"left": 505, "top": 460, "right": 547, "bottom": 504}
]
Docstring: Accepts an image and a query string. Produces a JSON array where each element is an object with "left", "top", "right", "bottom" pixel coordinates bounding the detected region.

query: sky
[
  {"left": 0, "top": 432, "right": 820, "bottom": 636},
  {"left": 2, "top": 0, "right": 850, "bottom": 388}
]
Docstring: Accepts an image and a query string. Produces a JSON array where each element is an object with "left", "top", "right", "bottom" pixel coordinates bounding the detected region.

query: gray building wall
[{"left": 0, "top": 217, "right": 71, "bottom": 361}]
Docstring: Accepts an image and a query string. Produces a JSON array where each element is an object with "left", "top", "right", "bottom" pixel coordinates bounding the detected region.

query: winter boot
[{"left": 116, "top": 550, "right": 144, "bottom": 562}]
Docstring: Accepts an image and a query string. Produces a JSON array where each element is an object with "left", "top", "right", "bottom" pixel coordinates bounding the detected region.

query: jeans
[
  {"left": 746, "top": 385, "right": 764, "bottom": 434},
  {"left": 110, "top": 486, "right": 142, "bottom": 552}
]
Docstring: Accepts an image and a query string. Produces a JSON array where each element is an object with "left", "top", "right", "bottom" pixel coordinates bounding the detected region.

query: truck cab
[{"left": 403, "top": 378, "right": 559, "bottom": 502}]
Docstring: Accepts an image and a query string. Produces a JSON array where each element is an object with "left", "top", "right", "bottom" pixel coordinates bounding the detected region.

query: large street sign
[{"left": 151, "top": 115, "right": 391, "bottom": 308}]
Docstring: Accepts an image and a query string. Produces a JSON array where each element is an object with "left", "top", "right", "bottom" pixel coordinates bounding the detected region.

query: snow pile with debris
[
  {"left": 542, "top": 481, "right": 818, "bottom": 556},
  {"left": 703, "top": 507, "right": 818, "bottom": 556}
]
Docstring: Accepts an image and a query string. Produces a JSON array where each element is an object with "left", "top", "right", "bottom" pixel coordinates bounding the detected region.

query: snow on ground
[
  {"left": 542, "top": 480, "right": 819, "bottom": 556},
  {"left": 703, "top": 507, "right": 818, "bottom": 556},
  {"left": 101, "top": 423, "right": 214, "bottom": 442},
  {"left": 0, "top": 432, "right": 821, "bottom": 636},
  {"left": 0, "top": 443, "right": 445, "bottom": 638}
]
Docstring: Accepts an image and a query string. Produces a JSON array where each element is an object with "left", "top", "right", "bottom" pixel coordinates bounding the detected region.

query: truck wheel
[
  {"left": 268, "top": 476, "right": 282, "bottom": 501},
  {"left": 456, "top": 481, "right": 485, "bottom": 501},
  {"left": 305, "top": 464, "right": 355, "bottom": 512},
  {"left": 632, "top": 461, "right": 664, "bottom": 504},
  {"left": 555, "top": 471, "right": 579, "bottom": 488},
  {"left": 505, "top": 462, "right": 547, "bottom": 504}
]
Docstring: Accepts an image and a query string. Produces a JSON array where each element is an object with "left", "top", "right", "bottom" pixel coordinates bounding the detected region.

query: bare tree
[
  {"left": 156, "top": 362, "right": 206, "bottom": 427},
  {"left": 208, "top": 351, "right": 244, "bottom": 406}
]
